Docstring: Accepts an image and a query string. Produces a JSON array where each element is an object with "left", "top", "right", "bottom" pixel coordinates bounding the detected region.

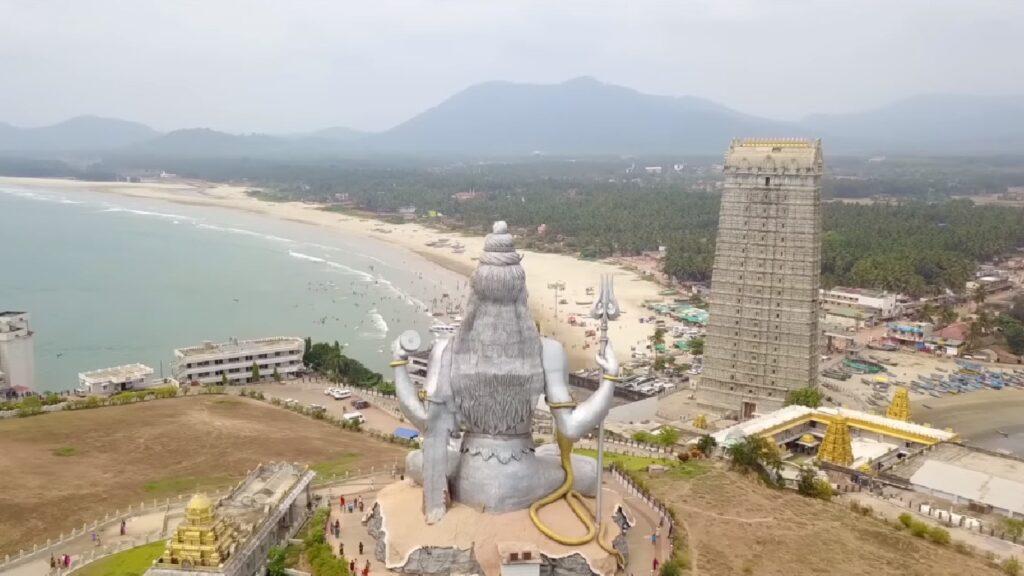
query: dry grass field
[
  {"left": 0, "top": 395, "right": 407, "bottom": 555},
  {"left": 647, "top": 464, "right": 1004, "bottom": 576}
]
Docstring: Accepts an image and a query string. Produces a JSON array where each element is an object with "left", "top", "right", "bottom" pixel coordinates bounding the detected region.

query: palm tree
[{"left": 973, "top": 283, "right": 988, "bottom": 311}]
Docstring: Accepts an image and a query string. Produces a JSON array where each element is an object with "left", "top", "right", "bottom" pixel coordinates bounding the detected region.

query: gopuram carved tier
[{"left": 376, "top": 221, "right": 630, "bottom": 576}]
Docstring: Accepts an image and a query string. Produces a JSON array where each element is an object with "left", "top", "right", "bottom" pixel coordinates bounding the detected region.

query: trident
[{"left": 589, "top": 274, "right": 620, "bottom": 526}]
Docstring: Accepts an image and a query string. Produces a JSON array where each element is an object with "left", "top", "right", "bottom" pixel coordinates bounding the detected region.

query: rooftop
[
  {"left": 725, "top": 138, "right": 823, "bottom": 172},
  {"left": 175, "top": 336, "right": 303, "bottom": 358},
  {"left": 712, "top": 404, "right": 957, "bottom": 447},
  {"left": 909, "top": 459, "right": 1024, "bottom": 516},
  {"left": 825, "top": 286, "right": 891, "bottom": 299},
  {"left": 79, "top": 363, "right": 154, "bottom": 384}
]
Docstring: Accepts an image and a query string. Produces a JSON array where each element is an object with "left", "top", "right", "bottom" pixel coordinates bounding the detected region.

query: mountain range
[{"left": 1, "top": 77, "right": 1022, "bottom": 156}]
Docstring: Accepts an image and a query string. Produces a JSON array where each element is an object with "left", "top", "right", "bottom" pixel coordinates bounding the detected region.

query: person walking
[
  {"left": 50, "top": 554, "right": 56, "bottom": 572},
  {"left": 652, "top": 557, "right": 659, "bottom": 574},
  {"left": 339, "top": 542, "right": 345, "bottom": 557},
  {"left": 363, "top": 559, "right": 371, "bottom": 576},
  {"left": 350, "top": 559, "right": 356, "bottom": 573},
  {"left": 358, "top": 541, "right": 364, "bottom": 555}
]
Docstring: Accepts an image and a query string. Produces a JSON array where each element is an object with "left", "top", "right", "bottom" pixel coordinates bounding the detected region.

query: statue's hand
[
  {"left": 596, "top": 340, "right": 619, "bottom": 377},
  {"left": 391, "top": 337, "right": 409, "bottom": 361}
]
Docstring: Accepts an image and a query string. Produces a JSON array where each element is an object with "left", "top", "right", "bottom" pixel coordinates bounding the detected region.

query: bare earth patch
[
  {"left": 647, "top": 464, "right": 1003, "bottom": 576},
  {"left": 0, "top": 395, "right": 407, "bottom": 554}
]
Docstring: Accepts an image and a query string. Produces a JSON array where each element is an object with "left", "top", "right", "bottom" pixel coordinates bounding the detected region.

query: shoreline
[{"left": 0, "top": 176, "right": 664, "bottom": 370}]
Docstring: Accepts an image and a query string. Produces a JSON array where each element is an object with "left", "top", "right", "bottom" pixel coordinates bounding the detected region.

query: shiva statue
[{"left": 390, "top": 221, "right": 618, "bottom": 525}]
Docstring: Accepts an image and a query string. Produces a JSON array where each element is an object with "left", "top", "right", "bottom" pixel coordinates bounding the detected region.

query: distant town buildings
[
  {"left": 822, "top": 286, "right": 899, "bottom": 320},
  {"left": 172, "top": 337, "right": 304, "bottom": 386},
  {"left": 698, "top": 139, "right": 823, "bottom": 419},
  {"left": 0, "top": 311, "right": 35, "bottom": 396},
  {"left": 77, "top": 363, "right": 155, "bottom": 396}
]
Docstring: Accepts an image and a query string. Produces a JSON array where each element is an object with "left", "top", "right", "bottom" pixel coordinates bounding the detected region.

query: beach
[{"left": 0, "top": 176, "right": 663, "bottom": 370}]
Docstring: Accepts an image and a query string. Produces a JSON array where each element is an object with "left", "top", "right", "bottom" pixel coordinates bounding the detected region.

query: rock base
[{"left": 367, "top": 480, "right": 631, "bottom": 576}]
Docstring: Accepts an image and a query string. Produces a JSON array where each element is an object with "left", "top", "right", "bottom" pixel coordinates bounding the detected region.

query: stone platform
[{"left": 367, "top": 480, "right": 632, "bottom": 576}]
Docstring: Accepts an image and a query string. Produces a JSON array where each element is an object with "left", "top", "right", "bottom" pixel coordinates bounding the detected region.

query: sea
[{"left": 0, "top": 182, "right": 468, "bottom": 392}]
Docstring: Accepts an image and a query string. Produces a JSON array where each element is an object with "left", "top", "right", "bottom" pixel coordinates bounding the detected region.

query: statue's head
[
  {"left": 471, "top": 221, "right": 526, "bottom": 303},
  {"left": 451, "top": 221, "right": 543, "bottom": 435}
]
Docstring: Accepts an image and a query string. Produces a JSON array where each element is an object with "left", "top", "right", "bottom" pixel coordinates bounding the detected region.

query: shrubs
[
  {"left": 928, "top": 526, "right": 951, "bottom": 545},
  {"left": 303, "top": 509, "right": 350, "bottom": 576},
  {"left": 796, "top": 466, "right": 832, "bottom": 501},
  {"left": 659, "top": 559, "right": 682, "bottom": 576},
  {"left": 695, "top": 434, "right": 717, "bottom": 456},
  {"left": 1003, "top": 557, "right": 1022, "bottom": 576},
  {"left": 898, "top": 512, "right": 951, "bottom": 545}
]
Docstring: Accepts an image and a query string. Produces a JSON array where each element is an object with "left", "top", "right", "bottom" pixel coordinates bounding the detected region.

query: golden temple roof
[{"left": 187, "top": 493, "right": 213, "bottom": 513}]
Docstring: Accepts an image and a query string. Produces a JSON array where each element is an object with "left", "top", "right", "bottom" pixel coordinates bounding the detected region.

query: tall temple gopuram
[{"left": 698, "top": 138, "right": 823, "bottom": 418}]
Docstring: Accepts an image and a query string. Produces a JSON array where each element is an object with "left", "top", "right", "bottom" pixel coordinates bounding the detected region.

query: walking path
[{"left": 1, "top": 506, "right": 177, "bottom": 576}]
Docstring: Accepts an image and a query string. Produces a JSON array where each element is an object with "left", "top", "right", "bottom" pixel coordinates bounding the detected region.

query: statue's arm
[
  {"left": 542, "top": 338, "right": 617, "bottom": 441},
  {"left": 391, "top": 340, "right": 430, "bottom": 430}
]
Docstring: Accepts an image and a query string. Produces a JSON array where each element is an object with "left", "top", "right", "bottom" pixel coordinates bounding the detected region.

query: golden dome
[
  {"left": 187, "top": 493, "right": 212, "bottom": 513},
  {"left": 800, "top": 433, "right": 816, "bottom": 444}
]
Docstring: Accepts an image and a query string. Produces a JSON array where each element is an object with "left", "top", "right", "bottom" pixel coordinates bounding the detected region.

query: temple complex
[
  {"left": 698, "top": 139, "right": 824, "bottom": 418},
  {"left": 159, "top": 493, "right": 238, "bottom": 569},
  {"left": 886, "top": 387, "right": 911, "bottom": 421},
  {"left": 817, "top": 417, "right": 854, "bottom": 467},
  {"left": 147, "top": 462, "right": 314, "bottom": 576}
]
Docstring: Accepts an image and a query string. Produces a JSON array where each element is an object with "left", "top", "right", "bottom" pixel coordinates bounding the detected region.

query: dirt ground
[
  {"left": 646, "top": 464, "right": 1005, "bottom": 576},
  {"left": 0, "top": 395, "right": 408, "bottom": 555}
]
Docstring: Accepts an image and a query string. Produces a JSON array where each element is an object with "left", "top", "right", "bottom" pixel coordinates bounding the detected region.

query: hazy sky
[{"left": 1, "top": 0, "right": 1020, "bottom": 133}]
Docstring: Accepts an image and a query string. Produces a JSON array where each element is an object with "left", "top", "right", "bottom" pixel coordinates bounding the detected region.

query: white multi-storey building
[
  {"left": 821, "top": 286, "right": 899, "bottom": 320},
  {"left": 172, "top": 337, "right": 304, "bottom": 386},
  {"left": 78, "top": 363, "right": 155, "bottom": 395},
  {"left": 0, "top": 311, "right": 35, "bottom": 392}
]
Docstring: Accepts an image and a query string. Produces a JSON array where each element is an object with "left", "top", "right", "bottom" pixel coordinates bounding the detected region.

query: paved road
[{"left": 243, "top": 379, "right": 407, "bottom": 436}]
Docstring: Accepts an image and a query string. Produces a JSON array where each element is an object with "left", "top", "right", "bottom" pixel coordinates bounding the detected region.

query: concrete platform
[{"left": 368, "top": 480, "right": 631, "bottom": 576}]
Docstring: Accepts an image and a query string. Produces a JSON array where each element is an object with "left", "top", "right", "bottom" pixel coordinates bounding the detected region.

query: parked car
[
  {"left": 343, "top": 411, "right": 365, "bottom": 424},
  {"left": 331, "top": 389, "right": 352, "bottom": 400},
  {"left": 352, "top": 399, "right": 370, "bottom": 410}
]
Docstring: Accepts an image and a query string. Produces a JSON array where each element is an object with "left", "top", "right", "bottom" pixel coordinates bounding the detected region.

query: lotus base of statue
[{"left": 367, "top": 479, "right": 631, "bottom": 576}]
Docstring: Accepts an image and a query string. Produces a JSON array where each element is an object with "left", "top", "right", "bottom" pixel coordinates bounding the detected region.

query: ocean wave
[
  {"left": 196, "top": 223, "right": 292, "bottom": 244},
  {"left": 288, "top": 250, "right": 327, "bottom": 264},
  {"left": 100, "top": 206, "right": 194, "bottom": 221},
  {"left": 0, "top": 188, "right": 69, "bottom": 203}
]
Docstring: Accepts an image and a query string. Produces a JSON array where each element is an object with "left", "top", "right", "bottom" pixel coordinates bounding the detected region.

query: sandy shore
[{"left": 0, "top": 176, "right": 662, "bottom": 369}]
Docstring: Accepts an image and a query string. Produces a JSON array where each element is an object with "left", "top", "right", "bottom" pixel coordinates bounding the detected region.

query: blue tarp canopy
[{"left": 394, "top": 427, "right": 419, "bottom": 440}]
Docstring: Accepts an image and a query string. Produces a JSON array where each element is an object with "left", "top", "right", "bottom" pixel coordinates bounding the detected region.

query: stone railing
[
  {"left": 609, "top": 468, "right": 676, "bottom": 556},
  {"left": 0, "top": 489, "right": 231, "bottom": 573}
]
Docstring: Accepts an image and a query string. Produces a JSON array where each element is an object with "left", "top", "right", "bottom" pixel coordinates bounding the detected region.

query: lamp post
[
  {"left": 589, "top": 274, "right": 620, "bottom": 526},
  {"left": 547, "top": 281, "right": 566, "bottom": 327}
]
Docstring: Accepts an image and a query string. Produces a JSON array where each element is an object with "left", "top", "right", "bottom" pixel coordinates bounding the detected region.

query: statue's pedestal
[{"left": 367, "top": 480, "right": 631, "bottom": 576}]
